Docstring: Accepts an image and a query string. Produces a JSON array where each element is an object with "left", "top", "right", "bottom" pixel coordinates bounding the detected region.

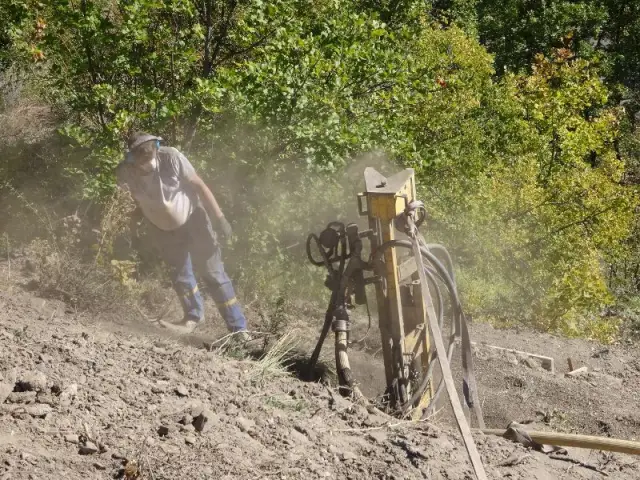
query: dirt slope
[{"left": 1, "top": 281, "right": 639, "bottom": 479}]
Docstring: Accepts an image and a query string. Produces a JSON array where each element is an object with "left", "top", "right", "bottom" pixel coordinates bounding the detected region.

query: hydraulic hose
[
  {"left": 371, "top": 240, "right": 466, "bottom": 414},
  {"left": 308, "top": 225, "right": 355, "bottom": 391},
  {"left": 309, "top": 290, "right": 336, "bottom": 372}
]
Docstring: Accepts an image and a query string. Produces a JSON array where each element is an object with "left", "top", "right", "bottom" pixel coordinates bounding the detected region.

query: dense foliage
[{"left": 1, "top": 0, "right": 639, "bottom": 340}]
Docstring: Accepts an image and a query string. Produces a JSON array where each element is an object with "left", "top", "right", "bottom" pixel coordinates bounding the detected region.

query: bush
[{"left": 14, "top": 187, "right": 150, "bottom": 314}]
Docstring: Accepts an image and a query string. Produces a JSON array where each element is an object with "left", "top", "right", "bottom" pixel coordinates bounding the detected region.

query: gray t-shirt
[{"left": 116, "top": 146, "right": 197, "bottom": 231}]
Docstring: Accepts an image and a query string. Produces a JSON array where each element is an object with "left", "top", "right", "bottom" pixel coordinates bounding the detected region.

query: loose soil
[{"left": 1, "top": 260, "right": 639, "bottom": 479}]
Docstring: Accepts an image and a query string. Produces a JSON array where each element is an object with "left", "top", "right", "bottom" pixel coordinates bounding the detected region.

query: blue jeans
[{"left": 150, "top": 207, "right": 247, "bottom": 332}]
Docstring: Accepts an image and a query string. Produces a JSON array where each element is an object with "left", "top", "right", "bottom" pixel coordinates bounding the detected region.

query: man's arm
[
  {"left": 187, "top": 174, "right": 224, "bottom": 219},
  {"left": 186, "top": 174, "right": 233, "bottom": 238},
  {"left": 173, "top": 148, "right": 233, "bottom": 238}
]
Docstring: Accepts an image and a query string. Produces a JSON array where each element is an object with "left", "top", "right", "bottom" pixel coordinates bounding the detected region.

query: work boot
[{"left": 160, "top": 316, "right": 203, "bottom": 335}]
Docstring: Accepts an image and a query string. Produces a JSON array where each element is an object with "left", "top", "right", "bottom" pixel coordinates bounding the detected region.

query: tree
[
  {"left": 477, "top": 0, "right": 607, "bottom": 73},
  {"left": 425, "top": 50, "right": 635, "bottom": 336}
]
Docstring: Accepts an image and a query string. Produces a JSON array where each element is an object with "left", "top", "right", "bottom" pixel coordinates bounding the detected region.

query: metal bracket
[{"left": 357, "top": 193, "right": 368, "bottom": 216}]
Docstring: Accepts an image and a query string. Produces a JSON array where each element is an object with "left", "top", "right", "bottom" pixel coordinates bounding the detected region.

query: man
[{"left": 116, "top": 132, "right": 249, "bottom": 338}]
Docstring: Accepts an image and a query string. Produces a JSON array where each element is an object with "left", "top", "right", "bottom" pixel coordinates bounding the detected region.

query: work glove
[{"left": 217, "top": 215, "right": 233, "bottom": 242}]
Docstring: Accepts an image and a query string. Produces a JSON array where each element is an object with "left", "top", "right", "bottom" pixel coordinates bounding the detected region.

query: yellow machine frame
[{"left": 359, "top": 167, "right": 433, "bottom": 417}]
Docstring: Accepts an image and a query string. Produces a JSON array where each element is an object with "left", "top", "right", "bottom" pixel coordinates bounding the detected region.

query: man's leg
[
  {"left": 170, "top": 251, "right": 205, "bottom": 322},
  {"left": 151, "top": 226, "right": 205, "bottom": 323},
  {"left": 188, "top": 208, "right": 247, "bottom": 332},
  {"left": 200, "top": 248, "right": 247, "bottom": 332}
]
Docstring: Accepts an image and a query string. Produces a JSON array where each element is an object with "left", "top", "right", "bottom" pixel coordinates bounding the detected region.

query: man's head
[{"left": 127, "top": 132, "right": 162, "bottom": 165}]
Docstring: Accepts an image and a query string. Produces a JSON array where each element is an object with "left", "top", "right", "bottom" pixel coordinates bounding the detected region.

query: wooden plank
[
  {"left": 368, "top": 209, "right": 394, "bottom": 389},
  {"left": 398, "top": 256, "right": 418, "bottom": 282},
  {"left": 410, "top": 280, "right": 432, "bottom": 420},
  {"left": 471, "top": 342, "right": 555, "bottom": 374},
  {"left": 566, "top": 366, "right": 588, "bottom": 377},
  {"left": 380, "top": 215, "right": 407, "bottom": 385},
  {"left": 481, "top": 428, "right": 640, "bottom": 456},
  {"left": 412, "top": 238, "right": 488, "bottom": 480}
]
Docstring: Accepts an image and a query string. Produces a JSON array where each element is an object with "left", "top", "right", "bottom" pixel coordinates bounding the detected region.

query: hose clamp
[{"left": 332, "top": 319, "right": 350, "bottom": 332}]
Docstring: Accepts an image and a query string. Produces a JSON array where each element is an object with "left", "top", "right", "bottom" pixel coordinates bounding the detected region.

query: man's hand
[{"left": 217, "top": 215, "right": 233, "bottom": 240}]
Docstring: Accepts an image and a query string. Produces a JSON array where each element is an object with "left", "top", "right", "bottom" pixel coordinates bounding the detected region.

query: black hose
[
  {"left": 306, "top": 233, "right": 329, "bottom": 267},
  {"left": 425, "top": 243, "right": 457, "bottom": 286},
  {"left": 308, "top": 231, "right": 351, "bottom": 382},
  {"left": 373, "top": 239, "right": 464, "bottom": 413},
  {"left": 309, "top": 290, "right": 336, "bottom": 371},
  {"left": 372, "top": 241, "right": 461, "bottom": 309}
]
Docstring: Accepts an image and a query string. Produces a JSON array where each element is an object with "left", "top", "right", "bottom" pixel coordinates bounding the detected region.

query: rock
[
  {"left": 159, "top": 443, "right": 180, "bottom": 455},
  {"left": 184, "top": 435, "right": 196, "bottom": 445},
  {"left": 37, "top": 353, "right": 53, "bottom": 365},
  {"left": 64, "top": 434, "right": 81, "bottom": 444},
  {"left": 188, "top": 402, "right": 204, "bottom": 417},
  {"left": 289, "top": 429, "right": 310, "bottom": 445},
  {"left": 111, "top": 452, "right": 127, "bottom": 461},
  {"left": 59, "top": 384, "right": 78, "bottom": 406},
  {"left": 36, "top": 393, "right": 57, "bottom": 406},
  {"left": 151, "top": 385, "right": 166, "bottom": 394},
  {"left": 523, "top": 357, "right": 539, "bottom": 370},
  {"left": 363, "top": 414, "right": 388, "bottom": 428},
  {"left": 307, "top": 460, "right": 323, "bottom": 474},
  {"left": 180, "top": 424, "right": 195, "bottom": 433},
  {"left": 287, "top": 452, "right": 302, "bottom": 462},
  {"left": 20, "top": 452, "right": 34, "bottom": 463},
  {"left": 506, "top": 354, "right": 519, "bottom": 366},
  {"left": 367, "top": 431, "right": 387, "bottom": 444},
  {"left": 193, "top": 410, "right": 217, "bottom": 433},
  {"left": 78, "top": 442, "right": 99, "bottom": 455},
  {"left": 294, "top": 424, "right": 317, "bottom": 441},
  {"left": 25, "top": 404, "right": 52, "bottom": 418},
  {"left": 7, "top": 392, "right": 37, "bottom": 404},
  {"left": 93, "top": 463, "right": 106, "bottom": 471},
  {"left": 236, "top": 417, "right": 256, "bottom": 433},
  {"left": 329, "top": 393, "right": 352, "bottom": 412},
  {"left": 341, "top": 451, "right": 357, "bottom": 461},
  {"left": 152, "top": 346, "right": 169, "bottom": 356},
  {"left": 0, "top": 382, "right": 12, "bottom": 404},
  {"left": 175, "top": 385, "right": 189, "bottom": 397},
  {"left": 225, "top": 404, "right": 239, "bottom": 416},
  {"left": 179, "top": 414, "right": 194, "bottom": 425},
  {"left": 201, "top": 467, "right": 214, "bottom": 476},
  {"left": 16, "top": 372, "right": 47, "bottom": 392}
]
